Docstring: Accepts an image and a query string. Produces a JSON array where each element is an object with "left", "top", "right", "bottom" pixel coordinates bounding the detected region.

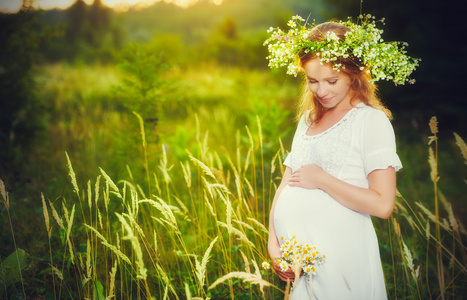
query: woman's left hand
[{"left": 288, "top": 164, "right": 326, "bottom": 189}]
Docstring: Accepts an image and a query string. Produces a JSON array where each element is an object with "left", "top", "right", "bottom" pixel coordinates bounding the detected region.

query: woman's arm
[
  {"left": 268, "top": 167, "right": 292, "bottom": 259},
  {"left": 268, "top": 167, "right": 297, "bottom": 281},
  {"left": 289, "top": 165, "right": 396, "bottom": 219}
]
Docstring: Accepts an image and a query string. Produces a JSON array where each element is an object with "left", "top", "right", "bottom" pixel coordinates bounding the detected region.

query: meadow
[{"left": 0, "top": 60, "right": 466, "bottom": 299}]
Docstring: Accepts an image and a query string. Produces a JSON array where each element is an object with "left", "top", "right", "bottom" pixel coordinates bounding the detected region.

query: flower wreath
[{"left": 264, "top": 14, "right": 421, "bottom": 85}]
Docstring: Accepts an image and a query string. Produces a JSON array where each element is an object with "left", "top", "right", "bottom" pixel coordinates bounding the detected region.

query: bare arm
[
  {"left": 289, "top": 165, "right": 396, "bottom": 219},
  {"left": 268, "top": 167, "right": 292, "bottom": 259},
  {"left": 268, "top": 167, "right": 296, "bottom": 281}
]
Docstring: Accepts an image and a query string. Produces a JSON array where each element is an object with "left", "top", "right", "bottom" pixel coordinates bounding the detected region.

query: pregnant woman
[{"left": 265, "top": 15, "right": 419, "bottom": 299}]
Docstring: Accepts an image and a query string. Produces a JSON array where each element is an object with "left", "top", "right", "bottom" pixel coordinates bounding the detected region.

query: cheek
[
  {"left": 337, "top": 83, "right": 350, "bottom": 95},
  {"left": 307, "top": 83, "right": 318, "bottom": 94}
]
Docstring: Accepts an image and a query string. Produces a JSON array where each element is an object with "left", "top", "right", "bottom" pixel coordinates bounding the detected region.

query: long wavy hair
[{"left": 296, "top": 22, "right": 392, "bottom": 124}]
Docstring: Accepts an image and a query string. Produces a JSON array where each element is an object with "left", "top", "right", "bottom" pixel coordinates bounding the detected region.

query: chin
[{"left": 321, "top": 102, "right": 337, "bottom": 109}]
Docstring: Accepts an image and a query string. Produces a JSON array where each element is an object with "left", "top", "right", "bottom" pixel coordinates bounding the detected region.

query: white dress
[{"left": 274, "top": 103, "right": 402, "bottom": 300}]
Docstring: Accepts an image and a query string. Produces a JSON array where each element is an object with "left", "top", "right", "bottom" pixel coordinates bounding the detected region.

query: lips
[{"left": 320, "top": 97, "right": 333, "bottom": 104}]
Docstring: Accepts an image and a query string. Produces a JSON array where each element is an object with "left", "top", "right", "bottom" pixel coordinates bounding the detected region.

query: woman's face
[{"left": 304, "top": 58, "right": 353, "bottom": 110}]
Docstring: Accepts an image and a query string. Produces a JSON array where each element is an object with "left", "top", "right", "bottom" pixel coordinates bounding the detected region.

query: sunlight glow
[
  {"left": 0, "top": 0, "right": 224, "bottom": 13},
  {"left": 105, "top": 0, "right": 225, "bottom": 11}
]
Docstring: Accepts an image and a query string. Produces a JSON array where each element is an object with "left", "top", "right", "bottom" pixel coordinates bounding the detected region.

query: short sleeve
[{"left": 361, "top": 110, "right": 402, "bottom": 176}]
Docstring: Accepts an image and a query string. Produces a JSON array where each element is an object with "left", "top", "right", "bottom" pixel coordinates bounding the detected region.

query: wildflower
[
  {"left": 262, "top": 261, "right": 270, "bottom": 270},
  {"left": 273, "top": 237, "right": 326, "bottom": 279},
  {"left": 263, "top": 14, "right": 420, "bottom": 84}
]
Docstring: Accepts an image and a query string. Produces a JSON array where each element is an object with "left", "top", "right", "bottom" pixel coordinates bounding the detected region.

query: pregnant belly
[{"left": 273, "top": 184, "right": 369, "bottom": 249}]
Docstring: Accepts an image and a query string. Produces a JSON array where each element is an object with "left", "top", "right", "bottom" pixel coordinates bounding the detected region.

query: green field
[{"left": 0, "top": 61, "right": 465, "bottom": 299}]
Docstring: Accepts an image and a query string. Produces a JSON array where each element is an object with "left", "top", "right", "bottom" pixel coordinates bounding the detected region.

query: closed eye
[{"left": 328, "top": 80, "right": 338, "bottom": 85}]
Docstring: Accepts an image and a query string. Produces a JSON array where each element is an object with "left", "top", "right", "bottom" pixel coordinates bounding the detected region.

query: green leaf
[
  {"left": 0, "top": 248, "right": 28, "bottom": 295},
  {"left": 38, "top": 268, "right": 53, "bottom": 276},
  {"left": 93, "top": 279, "right": 105, "bottom": 300},
  {"left": 59, "top": 228, "right": 66, "bottom": 246},
  {"left": 82, "top": 277, "right": 92, "bottom": 288}
]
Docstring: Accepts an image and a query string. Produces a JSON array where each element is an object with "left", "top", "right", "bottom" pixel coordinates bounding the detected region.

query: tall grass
[
  {"left": 2, "top": 63, "right": 466, "bottom": 298},
  {"left": 31, "top": 114, "right": 466, "bottom": 299},
  {"left": 37, "top": 109, "right": 286, "bottom": 299}
]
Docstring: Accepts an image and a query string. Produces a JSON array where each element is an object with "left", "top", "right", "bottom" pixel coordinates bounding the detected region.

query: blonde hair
[{"left": 295, "top": 22, "right": 392, "bottom": 124}]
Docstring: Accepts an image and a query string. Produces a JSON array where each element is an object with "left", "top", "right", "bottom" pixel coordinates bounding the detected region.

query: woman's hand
[
  {"left": 268, "top": 239, "right": 298, "bottom": 282},
  {"left": 288, "top": 164, "right": 326, "bottom": 189},
  {"left": 272, "top": 261, "right": 297, "bottom": 282}
]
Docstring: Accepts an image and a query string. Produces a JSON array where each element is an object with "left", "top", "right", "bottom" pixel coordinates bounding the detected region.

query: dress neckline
[{"left": 303, "top": 102, "right": 364, "bottom": 139}]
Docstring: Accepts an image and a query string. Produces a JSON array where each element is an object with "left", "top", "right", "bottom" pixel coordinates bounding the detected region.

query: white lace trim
[
  {"left": 288, "top": 104, "right": 363, "bottom": 177},
  {"left": 301, "top": 103, "right": 363, "bottom": 140}
]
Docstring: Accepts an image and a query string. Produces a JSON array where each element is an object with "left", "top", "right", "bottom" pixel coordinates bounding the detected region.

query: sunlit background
[{"left": 0, "top": 0, "right": 223, "bottom": 12}]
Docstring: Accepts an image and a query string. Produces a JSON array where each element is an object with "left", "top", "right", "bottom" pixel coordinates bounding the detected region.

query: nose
[{"left": 316, "top": 83, "right": 327, "bottom": 98}]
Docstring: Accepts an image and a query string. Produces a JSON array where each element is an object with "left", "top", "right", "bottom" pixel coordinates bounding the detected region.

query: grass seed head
[
  {"left": 41, "top": 193, "right": 51, "bottom": 238},
  {"left": 0, "top": 179, "right": 8, "bottom": 208}
]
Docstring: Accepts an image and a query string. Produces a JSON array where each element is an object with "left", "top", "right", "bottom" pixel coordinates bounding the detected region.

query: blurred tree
[
  {"left": 90, "top": 0, "right": 109, "bottom": 30},
  {"left": 218, "top": 16, "right": 237, "bottom": 40},
  {"left": 89, "top": 0, "right": 111, "bottom": 47},
  {"left": 207, "top": 17, "right": 240, "bottom": 65},
  {"left": 115, "top": 43, "right": 171, "bottom": 139},
  {"left": 203, "top": 16, "right": 263, "bottom": 67},
  {"left": 147, "top": 34, "right": 185, "bottom": 65},
  {"left": 0, "top": 10, "right": 47, "bottom": 176},
  {"left": 112, "top": 42, "right": 174, "bottom": 172},
  {"left": 66, "top": 0, "right": 88, "bottom": 45},
  {"left": 41, "top": 0, "right": 122, "bottom": 63}
]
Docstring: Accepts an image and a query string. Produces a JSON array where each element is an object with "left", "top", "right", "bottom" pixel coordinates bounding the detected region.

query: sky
[{"left": 0, "top": 0, "right": 223, "bottom": 13}]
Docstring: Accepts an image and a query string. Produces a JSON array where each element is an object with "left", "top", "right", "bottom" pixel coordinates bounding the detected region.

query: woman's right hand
[
  {"left": 268, "top": 238, "right": 297, "bottom": 282},
  {"left": 272, "top": 261, "right": 297, "bottom": 282}
]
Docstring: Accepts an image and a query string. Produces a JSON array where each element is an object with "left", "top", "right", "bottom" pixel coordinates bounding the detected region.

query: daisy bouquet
[{"left": 264, "top": 236, "right": 326, "bottom": 294}]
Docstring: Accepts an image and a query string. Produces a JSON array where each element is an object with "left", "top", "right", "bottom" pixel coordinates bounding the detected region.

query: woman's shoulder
[
  {"left": 353, "top": 103, "right": 396, "bottom": 140},
  {"left": 355, "top": 103, "right": 390, "bottom": 122},
  {"left": 352, "top": 103, "right": 395, "bottom": 136}
]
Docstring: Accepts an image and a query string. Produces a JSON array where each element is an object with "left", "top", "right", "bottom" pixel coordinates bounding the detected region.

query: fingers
[
  {"left": 289, "top": 176, "right": 299, "bottom": 182},
  {"left": 273, "top": 264, "right": 296, "bottom": 282},
  {"left": 288, "top": 172, "right": 299, "bottom": 186}
]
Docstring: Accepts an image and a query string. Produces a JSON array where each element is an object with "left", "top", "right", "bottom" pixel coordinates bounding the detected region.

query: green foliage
[
  {"left": 113, "top": 41, "right": 175, "bottom": 176},
  {"left": 116, "top": 42, "right": 170, "bottom": 120},
  {"left": 0, "top": 10, "right": 48, "bottom": 174},
  {"left": 40, "top": 0, "right": 123, "bottom": 63},
  {"left": 0, "top": 249, "right": 28, "bottom": 295},
  {"left": 201, "top": 16, "right": 270, "bottom": 68},
  {"left": 92, "top": 279, "right": 105, "bottom": 300}
]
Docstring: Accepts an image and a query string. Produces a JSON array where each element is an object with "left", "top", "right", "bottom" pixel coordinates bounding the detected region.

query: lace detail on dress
[{"left": 289, "top": 104, "right": 362, "bottom": 177}]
